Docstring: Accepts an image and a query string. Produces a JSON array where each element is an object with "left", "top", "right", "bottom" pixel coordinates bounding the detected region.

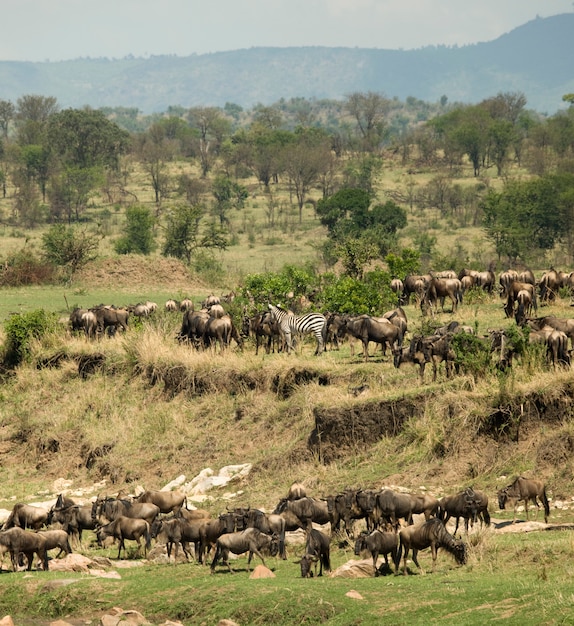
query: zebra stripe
[{"left": 268, "top": 304, "right": 326, "bottom": 355}]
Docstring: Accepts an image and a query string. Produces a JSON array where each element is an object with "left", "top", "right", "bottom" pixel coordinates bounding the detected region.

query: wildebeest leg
[
  {"left": 430, "top": 544, "right": 438, "bottom": 573},
  {"left": 411, "top": 548, "right": 421, "bottom": 572},
  {"left": 247, "top": 548, "right": 266, "bottom": 572}
]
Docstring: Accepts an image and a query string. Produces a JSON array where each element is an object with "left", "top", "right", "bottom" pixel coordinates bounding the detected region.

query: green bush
[
  {"left": 2, "top": 309, "right": 59, "bottom": 367},
  {"left": 0, "top": 250, "right": 56, "bottom": 286}
]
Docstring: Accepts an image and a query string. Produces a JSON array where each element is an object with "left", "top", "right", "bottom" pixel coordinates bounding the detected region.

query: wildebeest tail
[
  {"left": 279, "top": 531, "right": 286, "bottom": 560},
  {"left": 321, "top": 550, "right": 331, "bottom": 573},
  {"left": 145, "top": 526, "right": 152, "bottom": 552},
  {"left": 394, "top": 542, "right": 403, "bottom": 571}
]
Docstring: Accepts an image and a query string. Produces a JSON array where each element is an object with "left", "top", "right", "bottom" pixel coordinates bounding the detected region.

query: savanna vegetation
[{"left": 1, "top": 90, "right": 574, "bottom": 625}]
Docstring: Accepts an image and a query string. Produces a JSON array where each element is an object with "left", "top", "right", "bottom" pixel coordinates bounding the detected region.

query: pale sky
[{"left": 1, "top": 0, "right": 572, "bottom": 62}]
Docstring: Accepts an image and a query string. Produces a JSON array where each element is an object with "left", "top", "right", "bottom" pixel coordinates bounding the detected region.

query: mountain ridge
[{"left": 0, "top": 13, "right": 572, "bottom": 114}]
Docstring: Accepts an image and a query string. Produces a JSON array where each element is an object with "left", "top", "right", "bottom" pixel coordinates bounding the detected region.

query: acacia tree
[
  {"left": 41, "top": 224, "right": 100, "bottom": 279},
  {"left": 345, "top": 91, "right": 390, "bottom": 152},
  {"left": 187, "top": 107, "right": 231, "bottom": 177},
  {"left": 0, "top": 99, "right": 15, "bottom": 138},
  {"left": 135, "top": 123, "right": 177, "bottom": 205},
  {"left": 15, "top": 95, "right": 59, "bottom": 146}
]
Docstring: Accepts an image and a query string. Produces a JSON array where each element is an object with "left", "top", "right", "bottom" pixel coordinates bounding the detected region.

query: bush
[
  {"left": 0, "top": 250, "right": 56, "bottom": 286},
  {"left": 2, "top": 309, "right": 59, "bottom": 367}
]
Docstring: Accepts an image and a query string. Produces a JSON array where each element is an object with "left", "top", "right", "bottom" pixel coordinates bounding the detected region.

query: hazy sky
[{"left": 1, "top": 0, "right": 572, "bottom": 62}]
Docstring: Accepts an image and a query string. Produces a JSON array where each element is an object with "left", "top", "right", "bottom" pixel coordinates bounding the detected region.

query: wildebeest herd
[
  {"left": 66, "top": 266, "right": 574, "bottom": 383},
  {"left": 0, "top": 477, "right": 551, "bottom": 576}
]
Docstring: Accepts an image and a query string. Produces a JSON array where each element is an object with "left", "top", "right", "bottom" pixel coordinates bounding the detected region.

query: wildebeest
[
  {"left": 528, "top": 325, "right": 570, "bottom": 368},
  {"left": 242, "top": 310, "right": 283, "bottom": 355},
  {"left": 539, "top": 269, "right": 561, "bottom": 303},
  {"left": 273, "top": 497, "right": 330, "bottom": 531},
  {"left": 409, "top": 493, "right": 440, "bottom": 521},
  {"left": 203, "top": 314, "right": 243, "bottom": 352},
  {"left": 90, "top": 305, "right": 129, "bottom": 337},
  {"left": 0, "top": 527, "right": 49, "bottom": 571},
  {"left": 180, "top": 298, "right": 194, "bottom": 312},
  {"left": 178, "top": 308, "right": 210, "bottom": 347},
  {"left": 376, "top": 490, "right": 414, "bottom": 529},
  {"left": 326, "top": 489, "right": 373, "bottom": 537},
  {"left": 298, "top": 528, "right": 331, "bottom": 578},
  {"left": 497, "top": 477, "right": 550, "bottom": 523},
  {"left": 210, "top": 528, "right": 279, "bottom": 574},
  {"left": 2, "top": 503, "right": 49, "bottom": 531},
  {"left": 528, "top": 316, "right": 574, "bottom": 350},
  {"left": 421, "top": 277, "right": 463, "bottom": 314},
  {"left": 238, "top": 508, "right": 287, "bottom": 560},
  {"left": 397, "top": 518, "right": 467, "bottom": 575},
  {"left": 399, "top": 333, "right": 457, "bottom": 383},
  {"left": 135, "top": 490, "right": 187, "bottom": 516},
  {"left": 165, "top": 299, "right": 179, "bottom": 312},
  {"left": 344, "top": 315, "right": 404, "bottom": 362},
  {"left": 287, "top": 481, "right": 307, "bottom": 501},
  {"left": 439, "top": 488, "right": 482, "bottom": 535},
  {"left": 354, "top": 529, "right": 399, "bottom": 575},
  {"left": 151, "top": 517, "right": 198, "bottom": 561},
  {"left": 37, "top": 529, "right": 73, "bottom": 559},
  {"left": 503, "top": 280, "right": 537, "bottom": 318},
  {"left": 92, "top": 496, "right": 160, "bottom": 526},
  {"left": 400, "top": 274, "right": 431, "bottom": 306},
  {"left": 197, "top": 513, "right": 237, "bottom": 564},
  {"left": 96, "top": 516, "right": 152, "bottom": 559},
  {"left": 48, "top": 504, "right": 96, "bottom": 548}
]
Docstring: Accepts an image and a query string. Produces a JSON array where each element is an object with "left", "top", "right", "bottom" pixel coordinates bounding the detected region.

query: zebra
[{"left": 268, "top": 304, "right": 327, "bottom": 355}]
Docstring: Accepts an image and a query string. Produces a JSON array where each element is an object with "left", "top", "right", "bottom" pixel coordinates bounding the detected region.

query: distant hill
[{"left": 1, "top": 13, "right": 572, "bottom": 114}]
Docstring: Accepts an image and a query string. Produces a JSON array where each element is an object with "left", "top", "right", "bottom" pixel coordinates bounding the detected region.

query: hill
[{"left": 1, "top": 14, "right": 572, "bottom": 113}]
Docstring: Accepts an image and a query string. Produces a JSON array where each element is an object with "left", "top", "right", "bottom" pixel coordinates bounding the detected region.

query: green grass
[{"left": 1, "top": 527, "right": 574, "bottom": 625}]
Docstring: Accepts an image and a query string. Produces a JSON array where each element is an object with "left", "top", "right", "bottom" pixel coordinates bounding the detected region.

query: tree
[
  {"left": 47, "top": 165, "right": 103, "bottom": 222},
  {"left": 336, "top": 237, "right": 379, "bottom": 279},
  {"left": 0, "top": 99, "right": 15, "bottom": 138},
  {"left": 46, "top": 108, "right": 130, "bottom": 170},
  {"left": 162, "top": 203, "right": 203, "bottom": 264},
  {"left": 41, "top": 224, "right": 100, "bottom": 278},
  {"left": 211, "top": 175, "right": 248, "bottom": 227},
  {"left": 15, "top": 95, "right": 59, "bottom": 146},
  {"left": 135, "top": 123, "right": 177, "bottom": 205},
  {"left": 345, "top": 91, "right": 390, "bottom": 152},
  {"left": 114, "top": 205, "right": 156, "bottom": 255},
  {"left": 316, "top": 188, "right": 371, "bottom": 234},
  {"left": 187, "top": 107, "right": 231, "bottom": 177}
]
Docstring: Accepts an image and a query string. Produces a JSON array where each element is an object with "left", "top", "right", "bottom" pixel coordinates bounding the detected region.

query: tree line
[{"left": 0, "top": 90, "right": 574, "bottom": 284}]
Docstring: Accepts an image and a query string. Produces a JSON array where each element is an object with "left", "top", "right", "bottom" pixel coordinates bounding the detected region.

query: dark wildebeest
[
  {"left": 2, "top": 503, "right": 49, "bottom": 531},
  {"left": 151, "top": 517, "right": 199, "bottom": 561},
  {"left": 298, "top": 528, "right": 331, "bottom": 578},
  {"left": 354, "top": 529, "right": 399, "bottom": 576},
  {"left": 439, "top": 488, "right": 482, "bottom": 535},
  {"left": 242, "top": 311, "right": 283, "bottom": 355},
  {"left": 0, "top": 527, "right": 49, "bottom": 571},
  {"left": 197, "top": 512, "right": 237, "bottom": 565},
  {"left": 397, "top": 518, "right": 467, "bottom": 575},
  {"left": 399, "top": 334, "right": 457, "bottom": 383},
  {"left": 37, "top": 529, "right": 73, "bottom": 559},
  {"left": 376, "top": 490, "right": 414, "bottom": 530},
  {"left": 503, "top": 280, "right": 537, "bottom": 318},
  {"left": 210, "top": 528, "right": 279, "bottom": 574},
  {"left": 178, "top": 309, "right": 210, "bottom": 348},
  {"left": 401, "top": 274, "right": 431, "bottom": 306},
  {"left": 237, "top": 508, "right": 287, "bottom": 560},
  {"left": 96, "top": 516, "right": 152, "bottom": 559},
  {"left": 539, "top": 269, "right": 561, "bottom": 303},
  {"left": 287, "top": 481, "right": 307, "bottom": 501},
  {"left": 48, "top": 504, "right": 97, "bottom": 549},
  {"left": 90, "top": 305, "right": 129, "bottom": 337},
  {"left": 499, "top": 269, "right": 519, "bottom": 297},
  {"left": 325, "top": 490, "right": 372, "bottom": 537},
  {"left": 273, "top": 497, "right": 330, "bottom": 531},
  {"left": 92, "top": 496, "right": 160, "bottom": 526},
  {"left": 421, "top": 277, "right": 463, "bottom": 314},
  {"left": 135, "top": 490, "right": 187, "bottom": 516},
  {"left": 528, "top": 326, "right": 570, "bottom": 368},
  {"left": 203, "top": 314, "right": 243, "bottom": 352},
  {"left": 344, "top": 315, "right": 404, "bottom": 362},
  {"left": 497, "top": 477, "right": 550, "bottom": 524}
]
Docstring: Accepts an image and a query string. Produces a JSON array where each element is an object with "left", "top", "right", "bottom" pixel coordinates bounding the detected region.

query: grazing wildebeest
[
  {"left": 298, "top": 528, "right": 331, "bottom": 578},
  {"left": 92, "top": 496, "right": 160, "bottom": 526},
  {"left": 390, "top": 278, "right": 404, "bottom": 300},
  {"left": 497, "top": 477, "right": 550, "bottom": 523},
  {"left": 539, "top": 269, "right": 561, "bottom": 303},
  {"left": 354, "top": 529, "right": 399, "bottom": 575},
  {"left": 376, "top": 490, "right": 414, "bottom": 529},
  {"left": 2, "top": 503, "right": 49, "bottom": 531},
  {"left": 135, "top": 490, "right": 187, "bottom": 516},
  {"left": 401, "top": 274, "right": 431, "bottom": 306},
  {"left": 503, "top": 281, "right": 537, "bottom": 318},
  {"left": 527, "top": 324, "right": 571, "bottom": 368},
  {"left": 48, "top": 504, "right": 97, "bottom": 548},
  {"left": 273, "top": 497, "right": 330, "bottom": 531},
  {"left": 165, "top": 299, "right": 179, "bottom": 312},
  {"left": 0, "top": 527, "right": 49, "bottom": 571},
  {"left": 499, "top": 269, "right": 519, "bottom": 297},
  {"left": 439, "top": 488, "right": 481, "bottom": 535},
  {"left": 210, "top": 528, "right": 279, "bottom": 574},
  {"left": 203, "top": 314, "right": 243, "bottom": 352},
  {"left": 96, "top": 516, "right": 152, "bottom": 559},
  {"left": 37, "top": 529, "right": 73, "bottom": 559},
  {"left": 397, "top": 518, "right": 467, "bottom": 575},
  {"left": 400, "top": 334, "right": 457, "bottom": 383}
]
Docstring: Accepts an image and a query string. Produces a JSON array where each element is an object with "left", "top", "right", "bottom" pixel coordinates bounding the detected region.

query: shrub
[
  {"left": 0, "top": 250, "right": 56, "bottom": 286},
  {"left": 2, "top": 309, "right": 59, "bottom": 367}
]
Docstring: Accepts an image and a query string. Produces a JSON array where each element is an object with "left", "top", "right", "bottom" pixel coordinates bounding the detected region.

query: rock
[
  {"left": 218, "top": 620, "right": 240, "bottom": 626},
  {"left": 329, "top": 558, "right": 376, "bottom": 578},
  {"left": 100, "top": 608, "right": 150, "bottom": 625},
  {"left": 40, "top": 580, "right": 78, "bottom": 592},
  {"left": 249, "top": 564, "right": 275, "bottom": 579},
  {"left": 345, "top": 590, "right": 364, "bottom": 600},
  {"left": 48, "top": 553, "right": 97, "bottom": 572},
  {"left": 89, "top": 569, "right": 122, "bottom": 579},
  {"left": 49, "top": 621, "right": 76, "bottom": 626},
  {"left": 0, "top": 617, "right": 14, "bottom": 626}
]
